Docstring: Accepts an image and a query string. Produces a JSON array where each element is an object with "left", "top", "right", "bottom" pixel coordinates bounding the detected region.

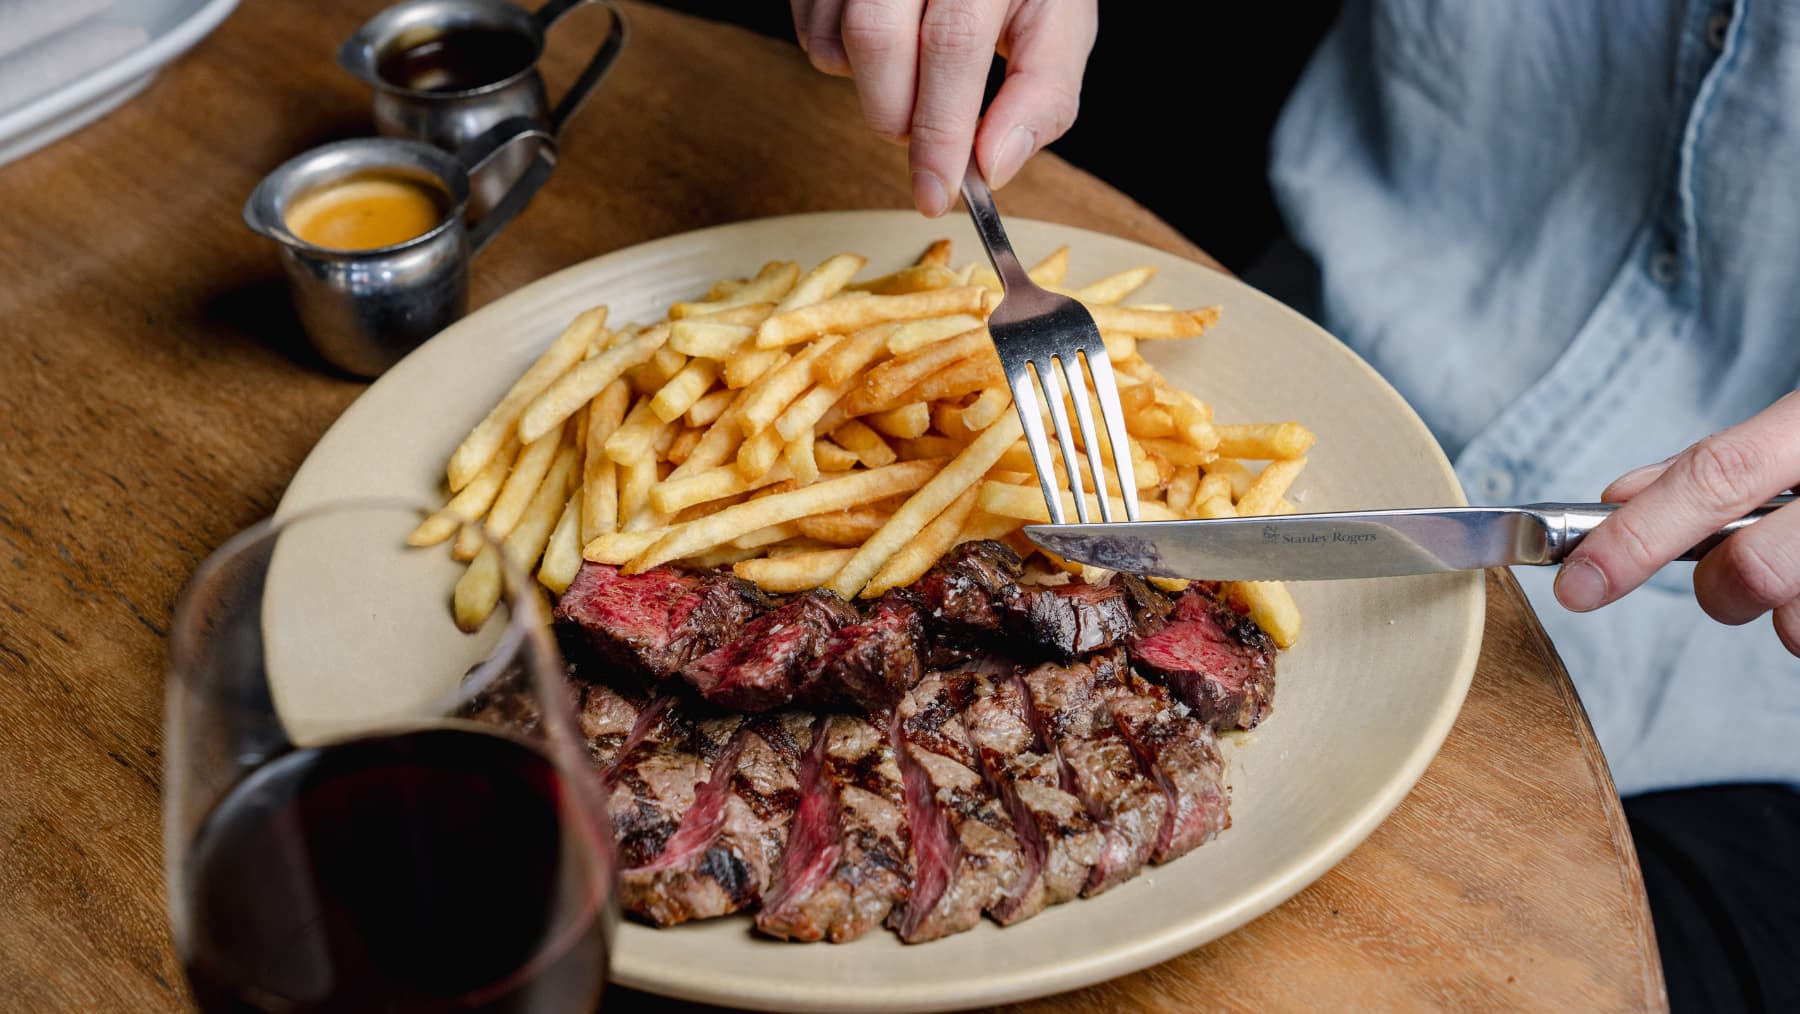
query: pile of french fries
[{"left": 409, "top": 241, "right": 1312, "bottom": 648}]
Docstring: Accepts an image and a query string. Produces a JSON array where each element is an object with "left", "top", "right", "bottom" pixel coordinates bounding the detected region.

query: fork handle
[{"left": 960, "top": 160, "right": 1036, "bottom": 293}]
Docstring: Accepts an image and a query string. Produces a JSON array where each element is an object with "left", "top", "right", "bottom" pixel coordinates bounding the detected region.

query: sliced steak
[
  {"left": 960, "top": 672, "right": 1101, "bottom": 921},
  {"left": 892, "top": 672, "right": 1027, "bottom": 942},
  {"left": 1098, "top": 669, "right": 1230, "bottom": 862},
  {"left": 1022, "top": 651, "right": 1167, "bottom": 895},
  {"left": 1116, "top": 575, "right": 1177, "bottom": 637},
  {"left": 575, "top": 681, "right": 650, "bottom": 770},
  {"left": 1129, "top": 590, "right": 1276, "bottom": 731},
  {"left": 805, "top": 589, "right": 926, "bottom": 710},
  {"left": 684, "top": 590, "right": 860, "bottom": 711},
  {"left": 617, "top": 710, "right": 812, "bottom": 925},
  {"left": 756, "top": 714, "right": 912, "bottom": 942},
  {"left": 605, "top": 698, "right": 743, "bottom": 873},
  {"left": 555, "top": 562, "right": 767, "bottom": 680},
  {"left": 1014, "top": 582, "right": 1134, "bottom": 659},
  {"left": 912, "top": 540, "right": 1025, "bottom": 637}
]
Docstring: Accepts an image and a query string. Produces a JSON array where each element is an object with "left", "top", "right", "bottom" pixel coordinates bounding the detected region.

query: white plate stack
[{"left": 0, "top": 0, "right": 148, "bottom": 113}]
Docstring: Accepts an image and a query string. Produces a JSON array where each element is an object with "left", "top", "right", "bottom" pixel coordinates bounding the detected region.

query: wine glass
[{"left": 164, "top": 500, "right": 614, "bottom": 1012}]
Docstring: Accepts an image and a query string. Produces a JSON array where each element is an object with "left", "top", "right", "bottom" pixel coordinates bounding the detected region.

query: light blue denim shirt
[{"left": 1269, "top": 0, "right": 1800, "bottom": 794}]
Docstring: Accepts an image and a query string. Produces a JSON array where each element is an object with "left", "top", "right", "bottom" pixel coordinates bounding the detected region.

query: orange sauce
[{"left": 286, "top": 173, "right": 448, "bottom": 251}]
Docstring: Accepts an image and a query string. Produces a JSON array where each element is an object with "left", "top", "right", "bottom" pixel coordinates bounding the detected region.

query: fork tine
[
  {"left": 1006, "top": 365, "right": 1065, "bottom": 525},
  {"left": 1057, "top": 353, "right": 1115, "bottom": 523},
  {"left": 1083, "top": 351, "right": 1141, "bottom": 522},
  {"left": 1036, "top": 357, "right": 1091, "bottom": 524}
]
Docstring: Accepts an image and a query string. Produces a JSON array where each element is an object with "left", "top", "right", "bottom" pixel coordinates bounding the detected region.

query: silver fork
[{"left": 960, "top": 161, "right": 1140, "bottom": 524}]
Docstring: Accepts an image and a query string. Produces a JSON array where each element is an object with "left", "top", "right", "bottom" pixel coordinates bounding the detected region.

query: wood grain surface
[{"left": 0, "top": 1, "right": 1664, "bottom": 1010}]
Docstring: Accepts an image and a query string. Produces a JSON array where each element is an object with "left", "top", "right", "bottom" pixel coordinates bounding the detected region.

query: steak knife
[{"left": 1024, "top": 498, "right": 1794, "bottom": 581}]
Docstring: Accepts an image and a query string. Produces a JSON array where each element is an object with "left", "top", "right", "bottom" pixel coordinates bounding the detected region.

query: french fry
[
  {"left": 956, "top": 508, "right": 1024, "bottom": 545},
  {"left": 734, "top": 549, "right": 857, "bottom": 593},
  {"left": 453, "top": 547, "right": 502, "bottom": 632},
  {"left": 1214, "top": 422, "right": 1315, "bottom": 460},
  {"left": 669, "top": 389, "right": 755, "bottom": 479},
  {"left": 685, "top": 388, "right": 735, "bottom": 427},
  {"left": 894, "top": 435, "right": 966, "bottom": 460},
  {"left": 448, "top": 306, "right": 603, "bottom": 489},
  {"left": 538, "top": 490, "right": 584, "bottom": 593},
  {"left": 1085, "top": 304, "right": 1220, "bottom": 340},
  {"left": 503, "top": 444, "right": 579, "bottom": 572},
  {"left": 487, "top": 424, "right": 564, "bottom": 540},
  {"left": 736, "top": 425, "right": 785, "bottom": 478},
  {"left": 628, "top": 459, "right": 945, "bottom": 572},
  {"left": 1193, "top": 471, "right": 1232, "bottom": 509},
  {"left": 666, "top": 427, "right": 702, "bottom": 465},
  {"left": 962, "top": 386, "right": 1011, "bottom": 430},
  {"left": 739, "top": 335, "right": 842, "bottom": 437},
  {"left": 817, "top": 321, "right": 901, "bottom": 385},
  {"left": 668, "top": 320, "right": 754, "bottom": 358},
  {"left": 831, "top": 419, "right": 896, "bottom": 468},
  {"left": 1203, "top": 458, "right": 1256, "bottom": 499},
  {"left": 733, "top": 521, "right": 803, "bottom": 550},
  {"left": 1236, "top": 457, "right": 1307, "bottom": 517},
  {"left": 1026, "top": 246, "right": 1069, "bottom": 287},
  {"left": 912, "top": 356, "right": 1006, "bottom": 404},
  {"left": 864, "top": 486, "right": 980, "bottom": 596},
  {"left": 784, "top": 432, "right": 819, "bottom": 485},
  {"left": 846, "top": 263, "right": 959, "bottom": 294},
  {"left": 795, "top": 507, "right": 892, "bottom": 545},
  {"left": 917, "top": 238, "right": 953, "bottom": 267},
  {"left": 1137, "top": 436, "right": 1216, "bottom": 467},
  {"left": 633, "top": 346, "right": 688, "bottom": 395},
  {"left": 604, "top": 399, "right": 669, "bottom": 465},
  {"left": 582, "top": 528, "right": 666, "bottom": 565},
  {"left": 409, "top": 435, "right": 517, "bottom": 546},
  {"left": 757, "top": 287, "right": 988, "bottom": 348},
  {"left": 1126, "top": 405, "right": 1178, "bottom": 438},
  {"left": 1072, "top": 265, "right": 1156, "bottom": 305},
  {"left": 679, "top": 545, "right": 767, "bottom": 569},
  {"left": 619, "top": 455, "right": 657, "bottom": 527},
  {"left": 976, "top": 480, "right": 1183, "bottom": 524},
  {"left": 1100, "top": 332, "right": 1137, "bottom": 364},
  {"left": 886, "top": 314, "right": 985, "bottom": 356},
  {"left": 827, "top": 414, "right": 1023, "bottom": 598},
  {"left": 867, "top": 402, "right": 930, "bottom": 440},
  {"left": 670, "top": 261, "right": 799, "bottom": 317},
  {"left": 814, "top": 439, "right": 859, "bottom": 471},
  {"left": 724, "top": 347, "right": 787, "bottom": 388},
  {"left": 850, "top": 327, "right": 990, "bottom": 414},
  {"left": 650, "top": 359, "right": 719, "bottom": 422},
  {"left": 1166, "top": 466, "right": 1200, "bottom": 516},
  {"left": 967, "top": 265, "right": 1002, "bottom": 294},
  {"left": 1229, "top": 581, "right": 1302, "bottom": 649},
  {"left": 518, "top": 325, "right": 663, "bottom": 444},
  {"left": 652, "top": 458, "right": 791, "bottom": 516},
  {"left": 704, "top": 276, "right": 744, "bottom": 300},
  {"left": 775, "top": 253, "right": 867, "bottom": 312},
  {"left": 931, "top": 400, "right": 971, "bottom": 436}
]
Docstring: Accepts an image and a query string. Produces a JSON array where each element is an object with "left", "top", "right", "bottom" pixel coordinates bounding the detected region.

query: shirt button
[
  {"left": 1706, "top": 10, "right": 1731, "bottom": 50},
  {"left": 1474, "top": 468, "right": 1514, "bottom": 501},
  {"left": 1649, "top": 249, "right": 1680, "bottom": 287}
]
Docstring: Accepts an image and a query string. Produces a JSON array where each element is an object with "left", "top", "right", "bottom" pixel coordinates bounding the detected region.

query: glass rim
[{"left": 166, "top": 496, "right": 543, "bottom": 735}]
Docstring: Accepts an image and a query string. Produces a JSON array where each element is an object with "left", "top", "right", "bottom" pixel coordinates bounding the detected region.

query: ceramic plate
[
  {"left": 278, "top": 210, "right": 1484, "bottom": 1012},
  {"left": 0, "top": 0, "right": 241, "bottom": 168}
]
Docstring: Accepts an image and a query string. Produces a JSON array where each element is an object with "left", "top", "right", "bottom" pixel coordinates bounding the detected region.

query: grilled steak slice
[
  {"left": 576, "top": 681, "right": 650, "bottom": 770},
  {"left": 892, "top": 672, "right": 1027, "bottom": 941},
  {"left": 685, "top": 590, "right": 860, "bottom": 711},
  {"left": 756, "top": 714, "right": 912, "bottom": 942},
  {"left": 555, "top": 562, "right": 766, "bottom": 680},
  {"left": 1129, "top": 591, "right": 1276, "bottom": 731},
  {"left": 805, "top": 589, "right": 926, "bottom": 710},
  {"left": 1014, "top": 582, "right": 1134, "bottom": 659},
  {"left": 1022, "top": 651, "right": 1167, "bottom": 895},
  {"left": 606, "top": 698, "right": 743, "bottom": 873},
  {"left": 960, "top": 672, "right": 1101, "bottom": 921},
  {"left": 618, "top": 710, "right": 813, "bottom": 925},
  {"left": 1098, "top": 669, "right": 1230, "bottom": 862},
  {"left": 912, "top": 540, "right": 1025, "bottom": 637},
  {"left": 1117, "top": 575, "right": 1177, "bottom": 637}
]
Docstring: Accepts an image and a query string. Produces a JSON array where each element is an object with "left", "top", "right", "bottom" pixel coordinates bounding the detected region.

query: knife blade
[{"left": 1023, "top": 498, "right": 1793, "bottom": 581}]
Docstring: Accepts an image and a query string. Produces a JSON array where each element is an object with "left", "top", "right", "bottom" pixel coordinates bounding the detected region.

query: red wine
[{"left": 180, "top": 727, "right": 610, "bottom": 1012}]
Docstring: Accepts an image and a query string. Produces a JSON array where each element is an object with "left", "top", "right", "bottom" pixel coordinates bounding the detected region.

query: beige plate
[{"left": 279, "top": 210, "right": 1484, "bottom": 1012}]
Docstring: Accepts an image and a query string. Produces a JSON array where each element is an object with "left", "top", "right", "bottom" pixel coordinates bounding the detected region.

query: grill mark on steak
[
  {"left": 1129, "top": 590, "right": 1276, "bottom": 731},
  {"left": 576, "top": 681, "right": 649, "bottom": 770},
  {"left": 684, "top": 590, "right": 860, "bottom": 712},
  {"left": 756, "top": 713, "right": 912, "bottom": 942},
  {"left": 1015, "top": 582, "right": 1134, "bottom": 659},
  {"left": 555, "top": 561, "right": 766, "bottom": 680},
  {"left": 1098, "top": 668, "right": 1230, "bottom": 862},
  {"left": 1022, "top": 651, "right": 1168, "bottom": 895},
  {"left": 805, "top": 589, "right": 925, "bottom": 711},
  {"left": 892, "top": 671, "right": 1028, "bottom": 941},
  {"left": 912, "top": 540, "right": 1026, "bottom": 639},
  {"left": 960, "top": 672, "right": 1101, "bottom": 920},
  {"left": 606, "top": 699, "right": 743, "bottom": 873}
]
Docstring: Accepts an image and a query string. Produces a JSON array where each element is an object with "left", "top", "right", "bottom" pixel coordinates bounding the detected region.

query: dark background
[{"left": 647, "top": 2, "right": 1342, "bottom": 272}]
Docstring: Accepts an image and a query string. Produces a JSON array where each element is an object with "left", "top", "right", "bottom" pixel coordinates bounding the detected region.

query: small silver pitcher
[
  {"left": 243, "top": 117, "right": 555, "bottom": 378},
  {"left": 338, "top": 0, "right": 623, "bottom": 209}
]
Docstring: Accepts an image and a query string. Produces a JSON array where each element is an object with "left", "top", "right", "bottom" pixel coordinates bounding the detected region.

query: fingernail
[
  {"left": 913, "top": 170, "right": 949, "bottom": 217},
  {"left": 1555, "top": 558, "right": 1609, "bottom": 612},
  {"left": 990, "top": 125, "right": 1036, "bottom": 187}
]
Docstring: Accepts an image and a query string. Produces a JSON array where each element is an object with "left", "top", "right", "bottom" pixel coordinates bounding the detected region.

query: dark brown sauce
[{"left": 377, "top": 27, "right": 538, "bottom": 93}]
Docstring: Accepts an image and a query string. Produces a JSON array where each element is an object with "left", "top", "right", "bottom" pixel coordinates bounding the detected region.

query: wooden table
[{"left": 0, "top": 2, "right": 1666, "bottom": 1010}]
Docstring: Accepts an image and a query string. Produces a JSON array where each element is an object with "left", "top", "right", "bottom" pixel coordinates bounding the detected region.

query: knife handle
[{"left": 1536, "top": 495, "right": 1795, "bottom": 562}]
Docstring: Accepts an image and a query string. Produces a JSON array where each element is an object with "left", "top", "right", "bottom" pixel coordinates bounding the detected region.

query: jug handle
[
  {"left": 456, "top": 118, "right": 559, "bottom": 255},
  {"left": 534, "top": 0, "right": 628, "bottom": 136}
]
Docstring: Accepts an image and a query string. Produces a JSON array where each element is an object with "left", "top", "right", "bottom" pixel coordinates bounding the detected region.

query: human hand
[
  {"left": 1554, "top": 390, "right": 1800, "bottom": 656},
  {"left": 790, "top": 0, "right": 1098, "bottom": 216}
]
